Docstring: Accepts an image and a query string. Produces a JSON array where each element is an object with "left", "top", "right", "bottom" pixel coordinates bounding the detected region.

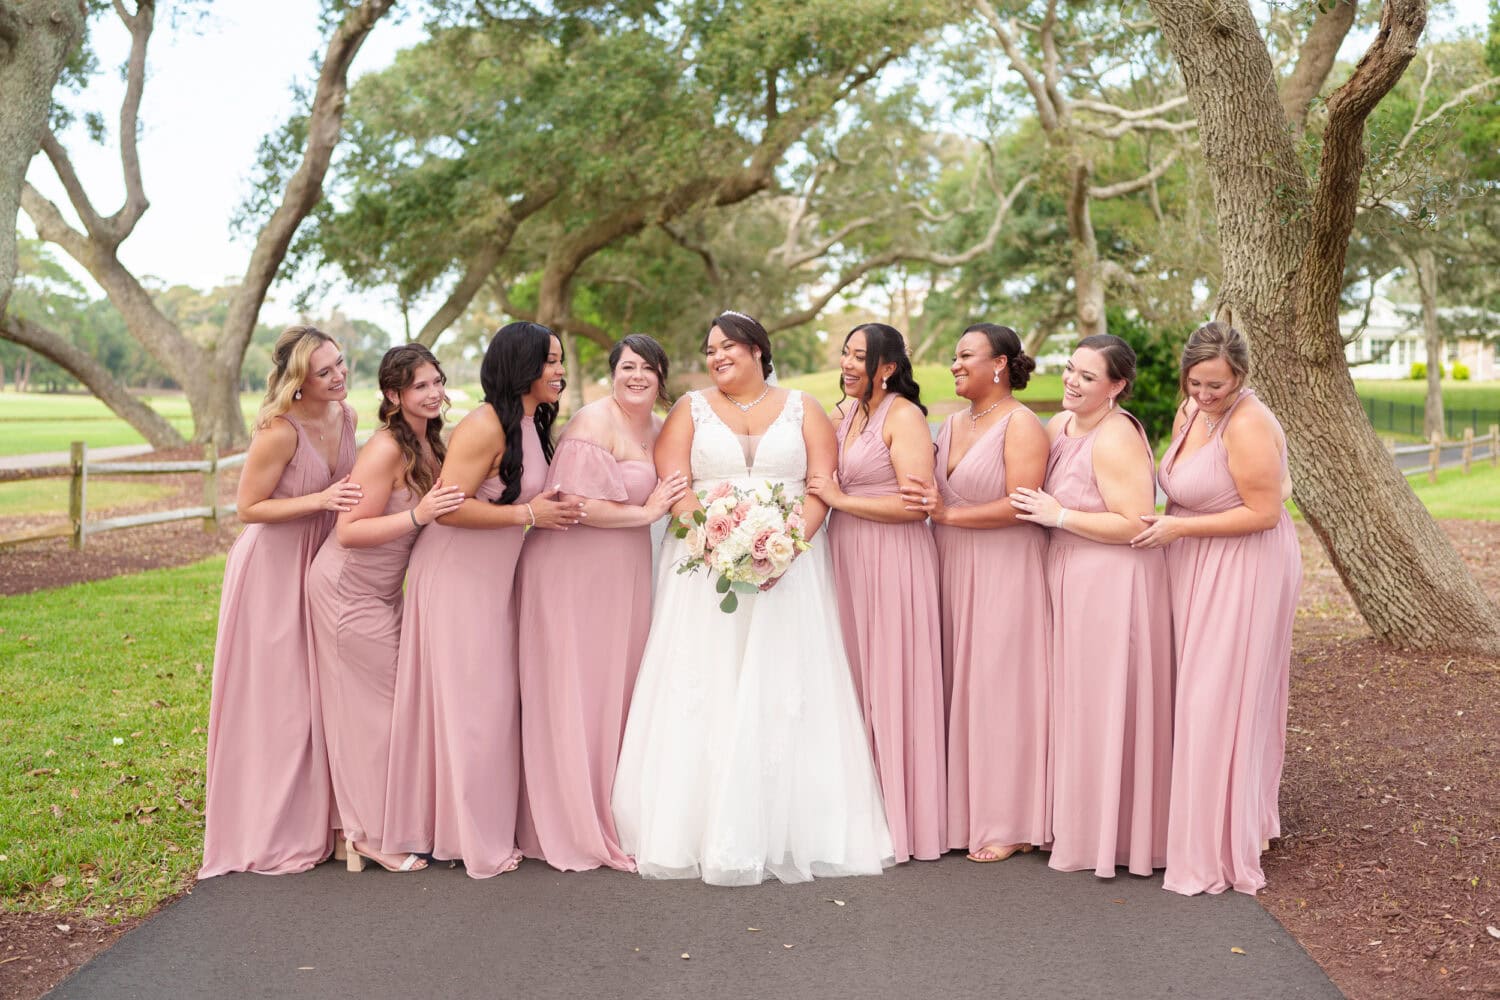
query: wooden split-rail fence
[{"left": 1387, "top": 425, "right": 1500, "bottom": 484}]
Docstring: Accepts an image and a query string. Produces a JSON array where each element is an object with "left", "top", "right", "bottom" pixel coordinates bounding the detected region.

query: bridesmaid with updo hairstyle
[
  {"left": 808, "top": 322, "right": 946, "bottom": 864},
  {"left": 1132, "top": 321, "right": 1300, "bottom": 896},
  {"left": 306, "top": 344, "right": 465, "bottom": 874},
  {"left": 1010, "top": 333, "right": 1173, "bottom": 879},
  {"left": 516, "top": 334, "right": 687, "bottom": 872},
  {"left": 901, "top": 322, "right": 1051, "bottom": 864},
  {"left": 201, "top": 325, "right": 360, "bottom": 877},
  {"left": 381, "top": 322, "right": 583, "bottom": 878}
]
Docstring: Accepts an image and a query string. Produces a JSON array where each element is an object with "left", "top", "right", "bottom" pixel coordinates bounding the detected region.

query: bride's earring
[{"left": 992, "top": 370, "right": 1001, "bottom": 384}]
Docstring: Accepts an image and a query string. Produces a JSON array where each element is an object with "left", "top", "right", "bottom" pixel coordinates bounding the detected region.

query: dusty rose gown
[
  {"left": 200, "top": 405, "right": 355, "bottom": 877},
  {"left": 932, "top": 408, "right": 1052, "bottom": 853},
  {"left": 1044, "top": 409, "right": 1173, "bottom": 878},
  {"left": 515, "top": 437, "right": 656, "bottom": 871},
  {"left": 828, "top": 395, "right": 946, "bottom": 863},
  {"left": 381, "top": 420, "right": 547, "bottom": 878},
  {"left": 306, "top": 484, "right": 418, "bottom": 850},
  {"left": 1157, "top": 390, "right": 1301, "bottom": 896}
]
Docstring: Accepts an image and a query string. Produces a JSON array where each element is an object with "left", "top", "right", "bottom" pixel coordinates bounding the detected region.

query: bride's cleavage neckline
[{"left": 700, "top": 391, "right": 794, "bottom": 472}]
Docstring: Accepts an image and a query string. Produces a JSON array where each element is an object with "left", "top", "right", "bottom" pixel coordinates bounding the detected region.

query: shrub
[
  {"left": 1452, "top": 361, "right": 1471, "bottom": 381},
  {"left": 1410, "top": 362, "right": 1438, "bottom": 380},
  {"left": 1106, "top": 308, "right": 1190, "bottom": 447}
]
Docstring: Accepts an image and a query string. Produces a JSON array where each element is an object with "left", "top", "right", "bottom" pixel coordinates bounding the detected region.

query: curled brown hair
[
  {"left": 1179, "top": 322, "right": 1250, "bottom": 397},
  {"left": 377, "top": 344, "right": 448, "bottom": 496},
  {"left": 1076, "top": 333, "right": 1139, "bottom": 402},
  {"left": 610, "top": 333, "right": 672, "bottom": 408}
]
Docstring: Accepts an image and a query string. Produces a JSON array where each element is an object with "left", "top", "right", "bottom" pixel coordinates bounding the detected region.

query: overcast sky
[{"left": 19, "top": 0, "right": 1495, "bottom": 345}]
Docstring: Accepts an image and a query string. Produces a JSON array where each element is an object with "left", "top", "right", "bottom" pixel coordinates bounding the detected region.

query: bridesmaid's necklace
[
  {"left": 612, "top": 396, "right": 651, "bottom": 454},
  {"left": 967, "top": 399, "right": 1003, "bottom": 427},
  {"left": 721, "top": 385, "right": 771, "bottom": 413}
]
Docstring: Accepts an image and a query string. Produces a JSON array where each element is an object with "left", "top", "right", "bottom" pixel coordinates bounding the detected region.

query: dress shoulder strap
[
  {"left": 687, "top": 390, "right": 713, "bottom": 425},
  {"left": 783, "top": 390, "right": 805, "bottom": 424}
]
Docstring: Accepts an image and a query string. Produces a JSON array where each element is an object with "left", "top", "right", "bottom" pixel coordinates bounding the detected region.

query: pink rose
[
  {"left": 792, "top": 500, "right": 804, "bottom": 517},
  {"left": 785, "top": 514, "right": 804, "bottom": 535},
  {"left": 732, "top": 500, "right": 751, "bottom": 525},
  {"left": 752, "top": 556, "right": 774, "bottom": 578},
  {"left": 706, "top": 482, "right": 734, "bottom": 503},
  {"left": 751, "top": 529, "right": 773, "bottom": 560},
  {"left": 705, "top": 513, "right": 734, "bottom": 548}
]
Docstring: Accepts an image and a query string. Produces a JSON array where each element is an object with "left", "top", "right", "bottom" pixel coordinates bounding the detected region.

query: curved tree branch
[
  {"left": 1279, "top": 0, "right": 1359, "bottom": 134},
  {"left": 106, "top": 0, "right": 152, "bottom": 242}
]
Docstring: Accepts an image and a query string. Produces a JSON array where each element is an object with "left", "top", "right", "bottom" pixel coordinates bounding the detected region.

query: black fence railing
[{"left": 1361, "top": 396, "right": 1500, "bottom": 437}]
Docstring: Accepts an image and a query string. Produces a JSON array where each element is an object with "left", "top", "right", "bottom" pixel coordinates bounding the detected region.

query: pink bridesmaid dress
[
  {"left": 1157, "top": 390, "right": 1301, "bottom": 896},
  {"left": 515, "top": 438, "right": 656, "bottom": 871},
  {"left": 380, "top": 421, "right": 547, "bottom": 878},
  {"left": 200, "top": 404, "right": 356, "bottom": 877},
  {"left": 1044, "top": 409, "right": 1173, "bottom": 878},
  {"left": 932, "top": 409, "right": 1051, "bottom": 854},
  {"left": 828, "top": 395, "right": 947, "bottom": 863},
  {"left": 306, "top": 485, "right": 418, "bottom": 852}
]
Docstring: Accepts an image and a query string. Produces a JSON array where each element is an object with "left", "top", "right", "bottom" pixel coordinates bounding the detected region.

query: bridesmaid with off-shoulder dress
[
  {"left": 306, "top": 344, "right": 464, "bottom": 874},
  {"left": 1012, "top": 334, "right": 1173, "bottom": 879},
  {"left": 809, "top": 323, "right": 946, "bottom": 864},
  {"left": 516, "top": 334, "right": 686, "bottom": 872},
  {"left": 1132, "top": 322, "right": 1300, "bottom": 896},
  {"left": 201, "top": 326, "right": 360, "bottom": 878},
  {"left": 381, "top": 323, "right": 583, "bottom": 878},
  {"left": 903, "top": 323, "right": 1052, "bottom": 863}
]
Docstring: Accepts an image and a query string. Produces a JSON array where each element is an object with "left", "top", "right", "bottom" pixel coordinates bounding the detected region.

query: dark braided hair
[
  {"left": 376, "top": 344, "right": 448, "bottom": 497},
  {"left": 480, "top": 322, "right": 561, "bottom": 506},
  {"left": 963, "top": 323, "right": 1036, "bottom": 391},
  {"left": 838, "top": 322, "right": 926, "bottom": 417}
]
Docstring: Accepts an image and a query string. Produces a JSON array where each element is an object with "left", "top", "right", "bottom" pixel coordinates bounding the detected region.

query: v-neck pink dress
[
  {"left": 1044, "top": 409, "right": 1173, "bottom": 878},
  {"left": 932, "top": 408, "right": 1052, "bottom": 853},
  {"left": 200, "top": 404, "right": 356, "bottom": 877},
  {"left": 1157, "top": 390, "right": 1301, "bottom": 896},
  {"left": 515, "top": 437, "right": 657, "bottom": 872},
  {"left": 381, "top": 419, "right": 548, "bottom": 878},
  {"left": 827, "top": 394, "right": 947, "bottom": 863},
  {"left": 306, "top": 483, "right": 419, "bottom": 850}
]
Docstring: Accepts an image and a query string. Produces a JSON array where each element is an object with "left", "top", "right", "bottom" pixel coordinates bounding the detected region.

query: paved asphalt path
[{"left": 50, "top": 853, "right": 1339, "bottom": 1000}]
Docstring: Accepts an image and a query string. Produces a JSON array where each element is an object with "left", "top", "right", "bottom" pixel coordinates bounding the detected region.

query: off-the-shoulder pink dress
[
  {"left": 1157, "top": 390, "right": 1301, "bottom": 896},
  {"left": 828, "top": 394, "right": 946, "bottom": 863},
  {"left": 515, "top": 437, "right": 657, "bottom": 871},
  {"left": 1044, "top": 409, "right": 1173, "bottom": 878},
  {"left": 932, "top": 408, "right": 1052, "bottom": 854},
  {"left": 381, "top": 420, "right": 547, "bottom": 878},
  {"left": 200, "top": 405, "right": 355, "bottom": 877},
  {"left": 306, "top": 484, "right": 418, "bottom": 850}
]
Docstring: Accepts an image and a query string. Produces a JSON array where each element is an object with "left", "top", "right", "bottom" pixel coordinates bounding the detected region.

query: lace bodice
[{"left": 687, "top": 390, "right": 807, "bottom": 491}]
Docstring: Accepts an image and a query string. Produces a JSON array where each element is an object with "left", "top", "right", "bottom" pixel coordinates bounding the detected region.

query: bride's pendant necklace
[
  {"left": 721, "top": 385, "right": 771, "bottom": 413},
  {"left": 968, "top": 399, "right": 1002, "bottom": 428}
]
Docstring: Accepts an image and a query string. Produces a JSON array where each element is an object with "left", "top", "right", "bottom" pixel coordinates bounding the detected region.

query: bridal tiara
[{"left": 719, "top": 309, "right": 756, "bottom": 322}]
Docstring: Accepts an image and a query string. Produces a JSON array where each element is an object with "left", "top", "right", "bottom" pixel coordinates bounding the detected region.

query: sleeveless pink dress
[
  {"left": 380, "top": 420, "right": 548, "bottom": 878},
  {"left": 1044, "top": 409, "right": 1173, "bottom": 878},
  {"left": 828, "top": 394, "right": 946, "bottom": 863},
  {"left": 932, "top": 409, "right": 1052, "bottom": 853},
  {"left": 200, "top": 405, "right": 356, "bottom": 877},
  {"left": 515, "top": 438, "right": 657, "bottom": 872},
  {"left": 306, "top": 484, "right": 418, "bottom": 849},
  {"left": 1157, "top": 390, "right": 1301, "bottom": 896}
]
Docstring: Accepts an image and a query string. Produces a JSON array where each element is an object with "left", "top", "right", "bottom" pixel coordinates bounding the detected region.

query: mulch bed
[{"left": 1, "top": 450, "right": 1496, "bottom": 999}]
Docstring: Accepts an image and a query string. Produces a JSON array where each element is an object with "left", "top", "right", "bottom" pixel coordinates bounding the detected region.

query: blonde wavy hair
[{"left": 255, "top": 325, "right": 336, "bottom": 430}]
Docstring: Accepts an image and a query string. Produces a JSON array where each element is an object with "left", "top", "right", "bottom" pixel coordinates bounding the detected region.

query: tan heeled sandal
[
  {"left": 345, "top": 838, "right": 427, "bottom": 873},
  {"left": 966, "top": 843, "right": 1035, "bottom": 863}
]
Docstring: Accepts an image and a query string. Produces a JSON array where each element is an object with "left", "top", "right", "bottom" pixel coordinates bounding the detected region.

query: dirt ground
[{"left": 1, "top": 454, "right": 1496, "bottom": 999}]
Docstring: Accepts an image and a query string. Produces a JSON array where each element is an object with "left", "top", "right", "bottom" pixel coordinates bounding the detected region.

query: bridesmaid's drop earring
[
  {"left": 294, "top": 389, "right": 302, "bottom": 400},
  {"left": 881, "top": 378, "right": 888, "bottom": 390},
  {"left": 992, "top": 370, "right": 1001, "bottom": 384}
]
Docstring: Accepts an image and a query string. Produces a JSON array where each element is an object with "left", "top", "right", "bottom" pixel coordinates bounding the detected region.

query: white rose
[
  {"left": 684, "top": 524, "right": 706, "bottom": 559},
  {"left": 765, "top": 533, "right": 795, "bottom": 570}
]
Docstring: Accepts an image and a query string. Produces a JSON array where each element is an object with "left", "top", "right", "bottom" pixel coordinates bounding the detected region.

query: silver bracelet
[
  {"left": 1056, "top": 508, "right": 1068, "bottom": 530},
  {"left": 409, "top": 507, "right": 421, "bottom": 529},
  {"left": 525, "top": 502, "right": 536, "bottom": 527}
]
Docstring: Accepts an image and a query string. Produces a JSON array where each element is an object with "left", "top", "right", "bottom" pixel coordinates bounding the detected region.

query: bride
[{"left": 612, "top": 311, "right": 894, "bottom": 885}]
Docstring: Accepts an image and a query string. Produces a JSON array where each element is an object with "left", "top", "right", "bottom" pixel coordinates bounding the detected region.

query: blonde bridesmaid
[
  {"left": 381, "top": 323, "right": 583, "bottom": 878},
  {"left": 515, "top": 335, "right": 687, "bottom": 872},
  {"left": 307, "top": 345, "right": 464, "bottom": 875},
  {"left": 1132, "top": 322, "right": 1300, "bottom": 895},
  {"left": 201, "top": 326, "right": 360, "bottom": 877},
  {"left": 809, "top": 323, "right": 946, "bottom": 864},
  {"left": 1011, "top": 334, "right": 1173, "bottom": 879},
  {"left": 902, "top": 323, "right": 1050, "bottom": 864}
]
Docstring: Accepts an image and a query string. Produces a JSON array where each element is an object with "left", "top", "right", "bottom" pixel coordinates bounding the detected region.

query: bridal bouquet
[{"left": 671, "top": 481, "right": 810, "bottom": 613}]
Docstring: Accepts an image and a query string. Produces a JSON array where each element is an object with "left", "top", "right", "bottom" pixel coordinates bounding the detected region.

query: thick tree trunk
[
  {"left": 1, "top": 312, "right": 184, "bottom": 448},
  {"left": 1150, "top": 0, "right": 1500, "bottom": 653},
  {"left": 182, "top": 368, "right": 245, "bottom": 449},
  {"left": 1065, "top": 158, "right": 1108, "bottom": 337},
  {"left": 1413, "top": 246, "right": 1443, "bottom": 437},
  {"left": 0, "top": 0, "right": 85, "bottom": 317}
]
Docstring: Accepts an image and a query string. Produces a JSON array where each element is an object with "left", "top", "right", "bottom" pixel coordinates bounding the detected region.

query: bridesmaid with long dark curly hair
[
  {"left": 306, "top": 344, "right": 464, "bottom": 874},
  {"left": 382, "top": 323, "right": 584, "bottom": 878}
]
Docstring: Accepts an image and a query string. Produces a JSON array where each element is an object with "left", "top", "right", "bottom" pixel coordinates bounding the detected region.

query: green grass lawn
[
  {"left": 0, "top": 478, "right": 175, "bottom": 519},
  {"left": 0, "top": 390, "right": 387, "bottom": 458},
  {"left": 1354, "top": 380, "right": 1500, "bottom": 409},
  {"left": 0, "top": 557, "right": 223, "bottom": 917},
  {"left": 1399, "top": 461, "right": 1500, "bottom": 521},
  {"left": 783, "top": 365, "right": 1065, "bottom": 412}
]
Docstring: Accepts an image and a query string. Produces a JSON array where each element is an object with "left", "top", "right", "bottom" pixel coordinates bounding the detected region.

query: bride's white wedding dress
[{"left": 612, "top": 389, "right": 895, "bottom": 885}]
